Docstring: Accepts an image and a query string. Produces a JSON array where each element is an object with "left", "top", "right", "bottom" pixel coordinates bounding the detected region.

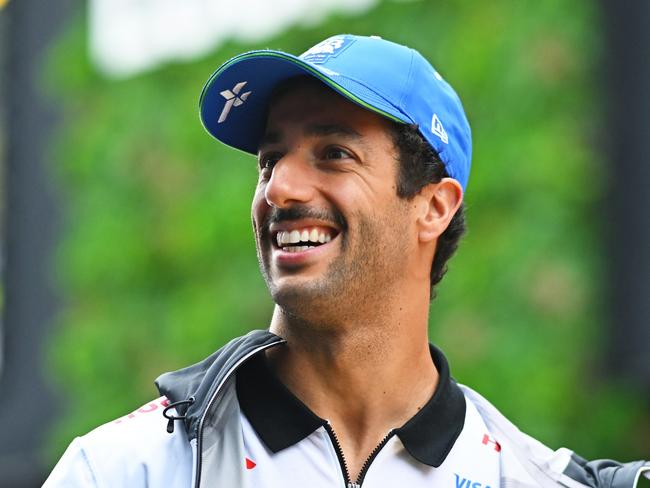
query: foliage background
[{"left": 44, "top": 0, "right": 648, "bottom": 464}]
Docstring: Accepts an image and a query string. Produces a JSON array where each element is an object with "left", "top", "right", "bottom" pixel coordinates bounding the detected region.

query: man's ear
[{"left": 414, "top": 178, "right": 463, "bottom": 243}]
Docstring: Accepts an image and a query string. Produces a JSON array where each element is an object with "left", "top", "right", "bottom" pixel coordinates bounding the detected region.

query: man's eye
[
  {"left": 259, "top": 153, "right": 281, "bottom": 170},
  {"left": 323, "top": 147, "right": 351, "bottom": 160}
]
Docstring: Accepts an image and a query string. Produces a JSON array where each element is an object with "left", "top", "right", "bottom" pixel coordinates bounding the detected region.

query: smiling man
[{"left": 45, "top": 35, "right": 648, "bottom": 488}]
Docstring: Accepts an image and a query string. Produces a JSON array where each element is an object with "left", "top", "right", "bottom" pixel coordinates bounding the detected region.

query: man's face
[{"left": 252, "top": 79, "right": 417, "bottom": 321}]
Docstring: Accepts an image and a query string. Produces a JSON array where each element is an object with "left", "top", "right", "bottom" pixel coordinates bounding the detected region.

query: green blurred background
[{"left": 3, "top": 0, "right": 649, "bottom": 481}]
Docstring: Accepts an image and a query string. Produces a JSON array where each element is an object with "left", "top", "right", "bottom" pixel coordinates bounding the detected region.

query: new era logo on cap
[{"left": 431, "top": 114, "right": 449, "bottom": 144}]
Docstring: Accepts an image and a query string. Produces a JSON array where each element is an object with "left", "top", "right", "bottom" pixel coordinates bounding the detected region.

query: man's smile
[
  {"left": 275, "top": 227, "right": 333, "bottom": 250},
  {"left": 266, "top": 221, "right": 341, "bottom": 267}
]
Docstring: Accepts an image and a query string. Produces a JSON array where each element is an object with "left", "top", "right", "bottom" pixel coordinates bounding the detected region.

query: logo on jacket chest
[{"left": 455, "top": 473, "right": 492, "bottom": 488}]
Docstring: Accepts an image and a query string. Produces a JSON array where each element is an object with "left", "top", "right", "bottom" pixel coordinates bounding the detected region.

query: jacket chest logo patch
[
  {"left": 455, "top": 473, "right": 492, "bottom": 488},
  {"left": 245, "top": 457, "right": 257, "bottom": 470}
]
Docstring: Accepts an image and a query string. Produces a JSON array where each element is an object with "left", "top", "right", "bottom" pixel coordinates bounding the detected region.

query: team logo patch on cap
[
  {"left": 218, "top": 81, "right": 252, "bottom": 123},
  {"left": 300, "top": 35, "right": 355, "bottom": 64}
]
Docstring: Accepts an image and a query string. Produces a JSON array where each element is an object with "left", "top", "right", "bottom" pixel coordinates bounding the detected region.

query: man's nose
[{"left": 264, "top": 154, "right": 315, "bottom": 208}]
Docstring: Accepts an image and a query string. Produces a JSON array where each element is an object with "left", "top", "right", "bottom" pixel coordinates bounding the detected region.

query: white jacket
[{"left": 45, "top": 330, "right": 650, "bottom": 488}]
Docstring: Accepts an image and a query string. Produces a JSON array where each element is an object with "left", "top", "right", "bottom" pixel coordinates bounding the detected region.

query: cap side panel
[{"left": 398, "top": 50, "right": 417, "bottom": 111}]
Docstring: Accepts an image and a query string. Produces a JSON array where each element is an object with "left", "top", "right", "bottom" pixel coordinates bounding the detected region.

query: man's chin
[
  {"left": 269, "top": 280, "right": 318, "bottom": 305},
  {"left": 268, "top": 279, "right": 333, "bottom": 317}
]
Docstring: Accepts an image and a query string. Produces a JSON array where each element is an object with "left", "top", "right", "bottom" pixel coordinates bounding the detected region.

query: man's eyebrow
[
  {"left": 304, "top": 123, "right": 362, "bottom": 139},
  {"left": 258, "top": 124, "right": 363, "bottom": 149}
]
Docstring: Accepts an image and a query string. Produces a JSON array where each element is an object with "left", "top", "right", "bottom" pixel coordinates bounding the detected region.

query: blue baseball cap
[{"left": 199, "top": 34, "right": 472, "bottom": 190}]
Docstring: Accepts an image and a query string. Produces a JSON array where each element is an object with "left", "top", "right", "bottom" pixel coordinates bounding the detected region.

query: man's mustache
[{"left": 260, "top": 205, "right": 346, "bottom": 237}]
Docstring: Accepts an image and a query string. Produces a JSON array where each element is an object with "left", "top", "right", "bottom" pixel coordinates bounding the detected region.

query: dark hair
[{"left": 390, "top": 123, "right": 466, "bottom": 296}]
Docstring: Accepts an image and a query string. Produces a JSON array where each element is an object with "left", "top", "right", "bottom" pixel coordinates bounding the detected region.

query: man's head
[
  {"left": 199, "top": 34, "right": 470, "bottom": 317},
  {"left": 250, "top": 78, "right": 463, "bottom": 319}
]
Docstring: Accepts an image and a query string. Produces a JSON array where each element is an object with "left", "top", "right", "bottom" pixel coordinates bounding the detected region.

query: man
[{"left": 45, "top": 35, "right": 648, "bottom": 488}]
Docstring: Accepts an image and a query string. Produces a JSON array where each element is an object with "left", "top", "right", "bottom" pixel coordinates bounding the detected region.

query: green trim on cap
[{"left": 199, "top": 50, "right": 407, "bottom": 127}]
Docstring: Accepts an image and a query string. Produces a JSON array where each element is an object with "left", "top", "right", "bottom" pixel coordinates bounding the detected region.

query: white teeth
[
  {"left": 276, "top": 231, "right": 290, "bottom": 247},
  {"left": 284, "top": 245, "right": 314, "bottom": 252},
  {"left": 275, "top": 227, "right": 336, "bottom": 248}
]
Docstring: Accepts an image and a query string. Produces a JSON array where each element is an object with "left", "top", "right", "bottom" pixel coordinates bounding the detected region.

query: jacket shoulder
[{"left": 44, "top": 397, "right": 193, "bottom": 488}]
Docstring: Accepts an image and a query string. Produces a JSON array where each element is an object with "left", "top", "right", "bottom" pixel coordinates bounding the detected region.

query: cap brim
[{"left": 199, "top": 50, "right": 410, "bottom": 155}]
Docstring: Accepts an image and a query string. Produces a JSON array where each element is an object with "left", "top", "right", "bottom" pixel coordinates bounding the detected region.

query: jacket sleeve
[
  {"left": 562, "top": 454, "right": 650, "bottom": 488},
  {"left": 43, "top": 437, "right": 99, "bottom": 488},
  {"left": 459, "top": 384, "right": 649, "bottom": 488}
]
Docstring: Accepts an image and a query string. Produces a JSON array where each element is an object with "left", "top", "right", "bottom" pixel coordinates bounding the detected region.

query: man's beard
[{"left": 256, "top": 204, "right": 409, "bottom": 324}]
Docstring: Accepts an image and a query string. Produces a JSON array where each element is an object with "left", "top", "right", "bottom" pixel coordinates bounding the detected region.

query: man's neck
[{"left": 265, "top": 302, "right": 438, "bottom": 481}]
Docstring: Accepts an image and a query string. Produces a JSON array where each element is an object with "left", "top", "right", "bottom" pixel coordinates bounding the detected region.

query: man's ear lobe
[{"left": 416, "top": 178, "right": 463, "bottom": 243}]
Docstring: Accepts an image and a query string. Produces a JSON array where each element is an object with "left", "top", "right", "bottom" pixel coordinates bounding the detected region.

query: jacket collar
[
  {"left": 155, "top": 329, "right": 286, "bottom": 438},
  {"left": 236, "top": 343, "right": 466, "bottom": 467}
]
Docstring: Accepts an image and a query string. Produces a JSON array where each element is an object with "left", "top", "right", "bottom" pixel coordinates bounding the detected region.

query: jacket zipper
[
  {"left": 193, "top": 338, "right": 286, "bottom": 488},
  {"left": 325, "top": 421, "right": 395, "bottom": 488}
]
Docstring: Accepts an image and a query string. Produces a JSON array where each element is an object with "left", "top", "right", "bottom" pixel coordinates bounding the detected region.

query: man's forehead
[{"left": 259, "top": 123, "right": 363, "bottom": 147}]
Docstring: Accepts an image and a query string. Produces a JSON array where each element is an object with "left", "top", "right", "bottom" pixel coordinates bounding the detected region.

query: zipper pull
[{"left": 162, "top": 396, "right": 195, "bottom": 434}]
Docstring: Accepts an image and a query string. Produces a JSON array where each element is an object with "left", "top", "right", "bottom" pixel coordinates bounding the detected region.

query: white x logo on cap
[{"left": 218, "top": 81, "right": 252, "bottom": 123}]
